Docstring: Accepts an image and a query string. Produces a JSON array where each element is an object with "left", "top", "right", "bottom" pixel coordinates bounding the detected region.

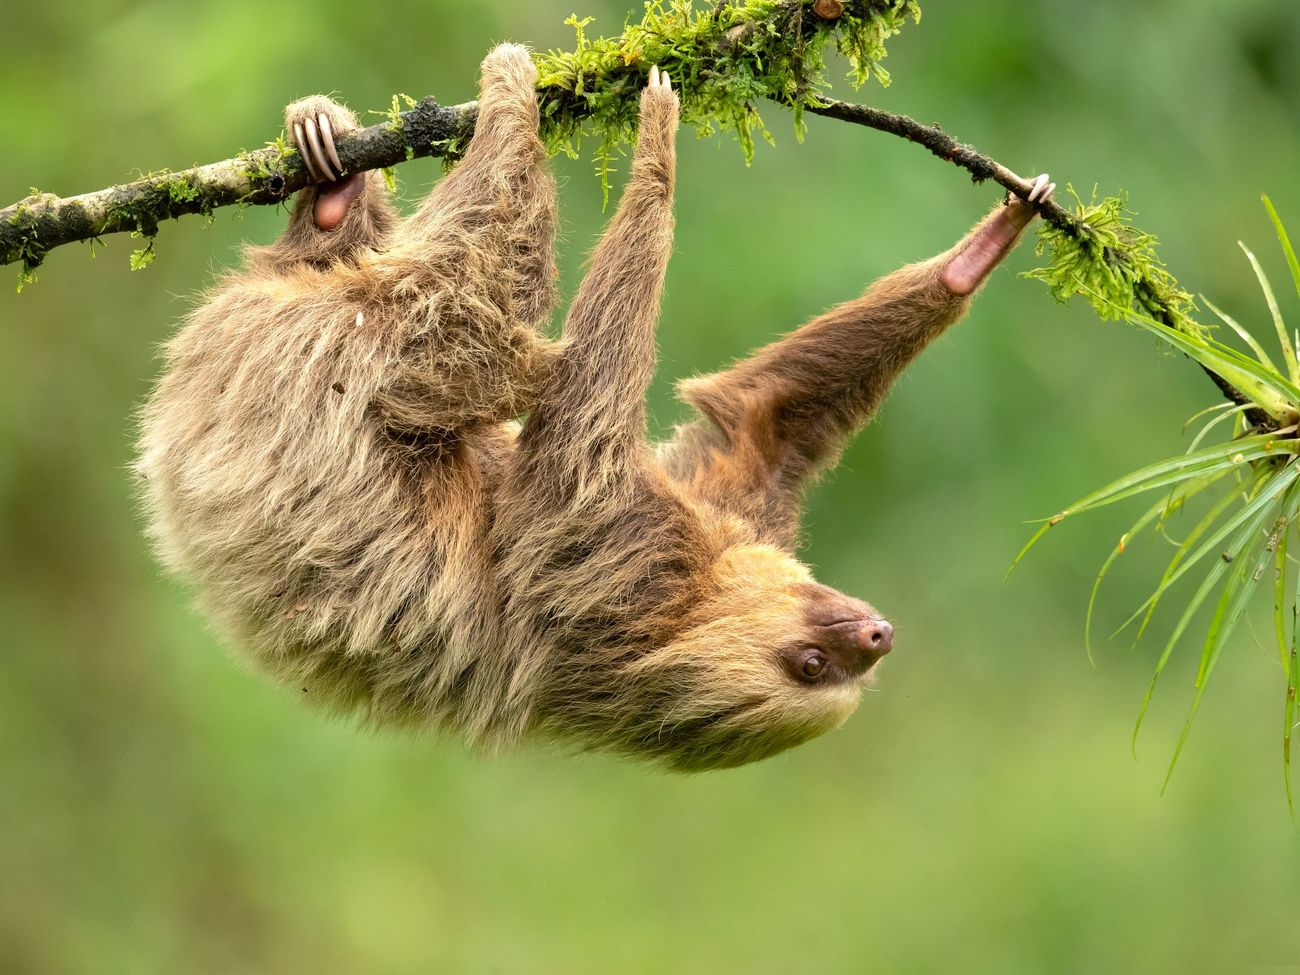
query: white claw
[
  {"left": 304, "top": 117, "right": 335, "bottom": 181},
  {"left": 649, "top": 64, "right": 660, "bottom": 88},
  {"left": 663, "top": 72, "right": 672, "bottom": 93},
  {"left": 319, "top": 114, "right": 344, "bottom": 176},
  {"left": 1027, "top": 173, "right": 1050, "bottom": 203},
  {"left": 293, "top": 122, "right": 321, "bottom": 181}
]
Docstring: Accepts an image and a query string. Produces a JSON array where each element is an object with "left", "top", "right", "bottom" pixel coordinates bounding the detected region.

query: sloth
[{"left": 137, "top": 45, "right": 1054, "bottom": 770}]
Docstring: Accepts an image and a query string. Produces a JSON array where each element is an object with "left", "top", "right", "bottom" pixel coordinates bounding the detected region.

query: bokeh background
[{"left": 3, "top": 1, "right": 1299, "bottom": 971}]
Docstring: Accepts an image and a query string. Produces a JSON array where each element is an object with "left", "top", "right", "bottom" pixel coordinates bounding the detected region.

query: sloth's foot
[
  {"left": 285, "top": 96, "right": 365, "bottom": 231},
  {"left": 633, "top": 64, "right": 678, "bottom": 174},
  {"left": 940, "top": 173, "right": 1055, "bottom": 296}
]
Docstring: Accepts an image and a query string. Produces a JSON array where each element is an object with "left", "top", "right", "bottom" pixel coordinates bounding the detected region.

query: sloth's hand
[
  {"left": 286, "top": 96, "right": 366, "bottom": 231},
  {"left": 940, "top": 173, "right": 1055, "bottom": 296}
]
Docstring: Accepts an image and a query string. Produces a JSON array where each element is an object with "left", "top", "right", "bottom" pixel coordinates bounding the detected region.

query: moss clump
[
  {"left": 165, "top": 174, "right": 201, "bottom": 206},
  {"left": 1028, "top": 189, "right": 1204, "bottom": 341},
  {"left": 381, "top": 93, "right": 419, "bottom": 135},
  {"left": 533, "top": 0, "right": 920, "bottom": 195},
  {"left": 129, "top": 238, "right": 156, "bottom": 271}
]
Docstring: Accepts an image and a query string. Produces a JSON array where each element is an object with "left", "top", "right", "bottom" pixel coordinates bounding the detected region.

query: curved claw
[
  {"left": 302, "top": 116, "right": 335, "bottom": 182},
  {"left": 647, "top": 64, "right": 672, "bottom": 92},
  {"left": 318, "top": 114, "right": 344, "bottom": 176},
  {"left": 1026, "top": 173, "right": 1056, "bottom": 205},
  {"left": 293, "top": 122, "right": 322, "bottom": 182}
]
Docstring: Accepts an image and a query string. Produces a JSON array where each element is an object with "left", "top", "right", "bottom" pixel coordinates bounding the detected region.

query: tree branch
[
  {"left": 802, "top": 98, "right": 1274, "bottom": 428},
  {"left": 0, "top": 98, "right": 476, "bottom": 271},
  {"left": 0, "top": 0, "right": 1262, "bottom": 424},
  {"left": 3, "top": 0, "right": 925, "bottom": 273},
  {"left": 1, "top": 94, "right": 1075, "bottom": 274},
  {"left": 803, "top": 98, "right": 1073, "bottom": 228}
]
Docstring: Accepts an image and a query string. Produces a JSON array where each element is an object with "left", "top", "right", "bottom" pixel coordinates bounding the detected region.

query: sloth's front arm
[{"left": 668, "top": 176, "right": 1056, "bottom": 543}]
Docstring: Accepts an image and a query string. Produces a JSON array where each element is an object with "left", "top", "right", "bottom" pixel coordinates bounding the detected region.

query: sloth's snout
[
  {"left": 800, "top": 584, "right": 894, "bottom": 674},
  {"left": 823, "top": 618, "right": 893, "bottom": 663},
  {"left": 858, "top": 619, "right": 894, "bottom": 655}
]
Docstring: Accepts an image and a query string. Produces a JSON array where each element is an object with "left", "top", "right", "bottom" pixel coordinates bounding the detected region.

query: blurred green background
[{"left": 2, "top": 1, "right": 1299, "bottom": 971}]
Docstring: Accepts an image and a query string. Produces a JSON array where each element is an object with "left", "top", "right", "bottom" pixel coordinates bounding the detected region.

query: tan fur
[{"left": 137, "top": 45, "right": 1012, "bottom": 770}]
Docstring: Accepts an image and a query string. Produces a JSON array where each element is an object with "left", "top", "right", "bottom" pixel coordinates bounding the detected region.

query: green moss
[
  {"left": 16, "top": 263, "right": 36, "bottom": 293},
  {"left": 532, "top": 0, "right": 920, "bottom": 193},
  {"left": 237, "top": 147, "right": 288, "bottom": 198},
  {"left": 129, "top": 240, "right": 156, "bottom": 271},
  {"left": 381, "top": 93, "right": 419, "bottom": 135},
  {"left": 12, "top": 228, "right": 43, "bottom": 293},
  {"left": 165, "top": 174, "right": 201, "bottom": 205},
  {"left": 1028, "top": 189, "right": 1204, "bottom": 341}
]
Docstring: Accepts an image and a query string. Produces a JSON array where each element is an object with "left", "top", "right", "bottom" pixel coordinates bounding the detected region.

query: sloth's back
[{"left": 136, "top": 272, "right": 516, "bottom": 722}]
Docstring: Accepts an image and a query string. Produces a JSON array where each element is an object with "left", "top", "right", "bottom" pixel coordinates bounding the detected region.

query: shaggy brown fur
[{"left": 137, "top": 46, "right": 1041, "bottom": 770}]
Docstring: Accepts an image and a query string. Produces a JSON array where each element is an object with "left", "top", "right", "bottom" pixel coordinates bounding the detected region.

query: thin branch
[
  {"left": 0, "top": 0, "right": 1261, "bottom": 423},
  {"left": 5, "top": 0, "right": 901, "bottom": 271},
  {"left": 3, "top": 86, "right": 1262, "bottom": 425},
  {"left": 804, "top": 98, "right": 1073, "bottom": 228},
  {"left": 0, "top": 98, "right": 476, "bottom": 269},
  {"left": 804, "top": 99, "right": 1275, "bottom": 429}
]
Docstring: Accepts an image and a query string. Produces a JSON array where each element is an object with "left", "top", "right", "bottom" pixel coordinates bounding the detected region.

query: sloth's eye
[{"left": 801, "top": 653, "right": 826, "bottom": 680}]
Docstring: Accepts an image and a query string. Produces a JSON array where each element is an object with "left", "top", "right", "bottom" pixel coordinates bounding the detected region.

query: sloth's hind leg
[{"left": 371, "top": 44, "right": 561, "bottom": 435}]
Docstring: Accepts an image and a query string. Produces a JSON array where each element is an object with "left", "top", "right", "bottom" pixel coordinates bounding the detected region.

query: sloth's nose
[
  {"left": 838, "top": 618, "right": 891, "bottom": 658},
  {"left": 859, "top": 620, "right": 893, "bottom": 655},
  {"left": 818, "top": 617, "right": 894, "bottom": 670}
]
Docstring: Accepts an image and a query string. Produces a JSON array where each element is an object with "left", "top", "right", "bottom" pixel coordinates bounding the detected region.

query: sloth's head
[{"left": 610, "top": 544, "right": 893, "bottom": 771}]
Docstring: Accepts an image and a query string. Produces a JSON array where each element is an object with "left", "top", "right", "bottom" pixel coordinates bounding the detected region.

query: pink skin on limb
[
  {"left": 313, "top": 177, "right": 364, "bottom": 230},
  {"left": 939, "top": 173, "right": 1056, "bottom": 296}
]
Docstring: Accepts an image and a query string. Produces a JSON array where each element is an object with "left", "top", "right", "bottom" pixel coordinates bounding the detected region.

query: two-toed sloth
[{"left": 137, "top": 46, "right": 1053, "bottom": 770}]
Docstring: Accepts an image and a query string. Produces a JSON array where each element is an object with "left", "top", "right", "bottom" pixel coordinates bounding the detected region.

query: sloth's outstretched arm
[
  {"left": 494, "top": 70, "right": 700, "bottom": 678},
  {"left": 668, "top": 177, "right": 1054, "bottom": 544},
  {"left": 515, "top": 67, "right": 679, "bottom": 488}
]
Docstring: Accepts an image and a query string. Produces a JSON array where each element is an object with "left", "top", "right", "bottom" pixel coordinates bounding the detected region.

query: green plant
[{"left": 1014, "top": 196, "right": 1300, "bottom": 805}]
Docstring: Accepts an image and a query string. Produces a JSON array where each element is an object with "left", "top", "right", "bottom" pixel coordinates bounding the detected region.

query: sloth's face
[{"left": 625, "top": 544, "right": 894, "bottom": 771}]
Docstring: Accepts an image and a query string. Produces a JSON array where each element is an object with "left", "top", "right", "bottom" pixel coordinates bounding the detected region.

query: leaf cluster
[{"left": 1016, "top": 197, "right": 1300, "bottom": 804}]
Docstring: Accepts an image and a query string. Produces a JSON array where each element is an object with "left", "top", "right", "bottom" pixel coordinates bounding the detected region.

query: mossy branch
[
  {"left": 0, "top": 0, "right": 1246, "bottom": 422},
  {"left": 805, "top": 99, "right": 1268, "bottom": 425},
  {"left": 0, "top": 98, "right": 475, "bottom": 284},
  {"left": 2, "top": 0, "right": 919, "bottom": 282}
]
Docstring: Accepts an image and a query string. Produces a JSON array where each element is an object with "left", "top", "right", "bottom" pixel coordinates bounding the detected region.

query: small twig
[
  {"left": 804, "top": 98, "right": 1074, "bottom": 227},
  {"left": 804, "top": 97, "right": 1272, "bottom": 427}
]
